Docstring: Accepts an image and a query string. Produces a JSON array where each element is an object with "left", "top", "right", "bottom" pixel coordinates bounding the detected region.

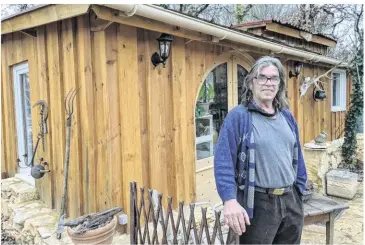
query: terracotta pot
[{"left": 67, "top": 216, "right": 117, "bottom": 245}]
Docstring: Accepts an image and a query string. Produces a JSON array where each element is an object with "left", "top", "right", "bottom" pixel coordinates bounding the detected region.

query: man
[{"left": 214, "top": 56, "right": 307, "bottom": 244}]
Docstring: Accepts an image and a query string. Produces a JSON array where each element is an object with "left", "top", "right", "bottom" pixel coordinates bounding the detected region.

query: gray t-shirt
[{"left": 252, "top": 111, "right": 296, "bottom": 188}]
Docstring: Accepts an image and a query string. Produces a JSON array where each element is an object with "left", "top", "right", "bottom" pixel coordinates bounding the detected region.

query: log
[
  {"left": 65, "top": 207, "right": 122, "bottom": 234},
  {"left": 64, "top": 213, "right": 96, "bottom": 227}
]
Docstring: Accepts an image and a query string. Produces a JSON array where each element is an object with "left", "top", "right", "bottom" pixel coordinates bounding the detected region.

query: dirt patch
[{"left": 301, "top": 182, "right": 363, "bottom": 244}]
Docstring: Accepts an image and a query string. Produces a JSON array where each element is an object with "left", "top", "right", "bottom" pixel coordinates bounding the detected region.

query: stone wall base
[
  {"left": 1, "top": 177, "right": 130, "bottom": 244},
  {"left": 303, "top": 133, "right": 363, "bottom": 195}
]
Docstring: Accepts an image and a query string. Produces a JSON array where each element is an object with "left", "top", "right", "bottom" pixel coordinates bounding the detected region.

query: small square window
[{"left": 331, "top": 70, "right": 347, "bottom": 112}]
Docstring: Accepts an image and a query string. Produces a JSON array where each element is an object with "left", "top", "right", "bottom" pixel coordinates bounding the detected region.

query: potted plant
[
  {"left": 197, "top": 81, "right": 215, "bottom": 116},
  {"left": 65, "top": 207, "right": 122, "bottom": 245}
]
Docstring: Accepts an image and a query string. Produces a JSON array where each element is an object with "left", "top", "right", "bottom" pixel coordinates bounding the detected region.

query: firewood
[
  {"left": 65, "top": 207, "right": 122, "bottom": 234},
  {"left": 64, "top": 213, "right": 96, "bottom": 227}
]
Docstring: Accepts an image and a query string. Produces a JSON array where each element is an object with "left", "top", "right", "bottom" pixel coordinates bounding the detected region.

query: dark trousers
[{"left": 239, "top": 187, "right": 304, "bottom": 244}]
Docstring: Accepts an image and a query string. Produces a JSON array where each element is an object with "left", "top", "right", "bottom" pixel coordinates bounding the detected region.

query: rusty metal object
[
  {"left": 30, "top": 158, "right": 50, "bottom": 179},
  {"left": 28, "top": 135, "right": 42, "bottom": 167},
  {"left": 32, "top": 100, "right": 48, "bottom": 152},
  {"left": 57, "top": 88, "right": 79, "bottom": 240},
  {"left": 28, "top": 100, "right": 49, "bottom": 168}
]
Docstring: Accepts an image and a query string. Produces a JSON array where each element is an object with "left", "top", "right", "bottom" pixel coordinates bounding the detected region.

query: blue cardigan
[{"left": 213, "top": 104, "right": 307, "bottom": 218}]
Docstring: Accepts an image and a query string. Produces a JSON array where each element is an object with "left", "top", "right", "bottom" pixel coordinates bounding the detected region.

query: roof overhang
[
  {"left": 233, "top": 20, "right": 337, "bottom": 47},
  {"left": 1, "top": 4, "right": 348, "bottom": 68},
  {"left": 1, "top": 4, "right": 90, "bottom": 35},
  {"left": 102, "top": 4, "right": 348, "bottom": 67}
]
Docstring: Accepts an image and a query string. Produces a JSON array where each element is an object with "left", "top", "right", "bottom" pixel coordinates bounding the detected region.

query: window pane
[
  {"left": 332, "top": 73, "right": 340, "bottom": 106},
  {"left": 196, "top": 142, "right": 212, "bottom": 160},
  {"left": 21, "top": 73, "right": 33, "bottom": 166},
  {"left": 237, "top": 64, "right": 248, "bottom": 104},
  {"left": 196, "top": 63, "right": 227, "bottom": 160}
]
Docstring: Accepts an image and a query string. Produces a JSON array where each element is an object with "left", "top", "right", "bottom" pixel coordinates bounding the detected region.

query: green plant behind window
[
  {"left": 198, "top": 81, "right": 215, "bottom": 102},
  {"left": 195, "top": 104, "right": 205, "bottom": 117}
]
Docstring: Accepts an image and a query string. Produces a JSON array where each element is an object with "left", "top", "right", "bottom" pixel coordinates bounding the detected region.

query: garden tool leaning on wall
[
  {"left": 21, "top": 100, "right": 48, "bottom": 168},
  {"left": 34, "top": 100, "right": 48, "bottom": 152},
  {"left": 57, "top": 88, "right": 79, "bottom": 239},
  {"left": 29, "top": 100, "right": 51, "bottom": 179}
]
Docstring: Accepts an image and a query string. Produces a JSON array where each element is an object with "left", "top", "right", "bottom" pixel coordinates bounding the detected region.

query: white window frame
[
  {"left": 331, "top": 69, "right": 347, "bottom": 112},
  {"left": 13, "top": 62, "right": 35, "bottom": 185}
]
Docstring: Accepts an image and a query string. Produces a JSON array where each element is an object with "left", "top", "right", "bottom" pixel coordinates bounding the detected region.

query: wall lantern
[
  {"left": 313, "top": 83, "right": 326, "bottom": 101},
  {"left": 151, "top": 33, "right": 174, "bottom": 68},
  {"left": 289, "top": 61, "right": 303, "bottom": 78}
]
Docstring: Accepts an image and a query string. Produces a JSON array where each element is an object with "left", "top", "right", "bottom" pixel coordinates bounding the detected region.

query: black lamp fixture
[
  {"left": 313, "top": 83, "right": 326, "bottom": 101},
  {"left": 289, "top": 61, "right": 303, "bottom": 78},
  {"left": 151, "top": 33, "right": 174, "bottom": 68}
]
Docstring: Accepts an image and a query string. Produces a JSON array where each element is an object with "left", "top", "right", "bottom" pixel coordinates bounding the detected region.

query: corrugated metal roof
[{"left": 233, "top": 19, "right": 337, "bottom": 42}]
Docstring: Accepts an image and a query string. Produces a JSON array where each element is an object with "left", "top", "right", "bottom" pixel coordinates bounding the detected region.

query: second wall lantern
[
  {"left": 289, "top": 61, "right": 303, "bottom": 78},
  {"left": 151, "top": 33, "right": 174, "bottom": 68},
  {"left": 313, "top": 83, "right": 327, "bottom": 101}
]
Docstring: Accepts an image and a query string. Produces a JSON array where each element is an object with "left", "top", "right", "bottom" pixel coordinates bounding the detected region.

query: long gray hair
[{"left": 241, "top": 56, "right": 289, "bottom": 109}]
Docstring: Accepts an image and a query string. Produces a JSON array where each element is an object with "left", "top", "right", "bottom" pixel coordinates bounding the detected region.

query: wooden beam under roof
[
  {"left": 233, "top": 21, "right": 336, "bottom": 47},
  {"left": 1, "top": 4, "right": 90, "bottom": 34},
  {"left": 265, "top": 23, "right": 336, "bottom": 47}
]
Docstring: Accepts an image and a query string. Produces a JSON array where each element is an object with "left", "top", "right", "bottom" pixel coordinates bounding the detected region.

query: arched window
[{"left": 195, "top": 54, "right": 252, "bottom": 163}]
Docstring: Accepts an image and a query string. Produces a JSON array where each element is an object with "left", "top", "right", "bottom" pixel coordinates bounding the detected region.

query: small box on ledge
[{"left": 326, "top": 169, "right": 359, "bottom": 199}]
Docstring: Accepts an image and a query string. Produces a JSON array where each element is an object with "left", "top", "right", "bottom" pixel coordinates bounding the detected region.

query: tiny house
[{"left": 1, "top": 4, "right": 351, "bottom": 219}]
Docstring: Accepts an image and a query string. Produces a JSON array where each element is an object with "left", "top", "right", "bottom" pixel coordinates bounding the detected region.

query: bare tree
[
  {"left": 235, "top": 4, "right": 253, "bottom": 23},
  {"left": 157, "top": 4, "right": 237, "bottom": 25},
  {"left": 289, "top": 4, "right": 363, "bottom": 61},
  {"left": 240, "top": 4, "right": 298, "bottom": 23},
  {"left": 158, "top": 4, "right": 363, "bottom": 62},
  {"left": 1, "top": 4, "right": 37, "bottom": 20}
]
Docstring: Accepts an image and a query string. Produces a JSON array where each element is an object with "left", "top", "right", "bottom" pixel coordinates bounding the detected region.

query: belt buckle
[{"left": 272, "top": 188, "right": 285, "bottom": 195}]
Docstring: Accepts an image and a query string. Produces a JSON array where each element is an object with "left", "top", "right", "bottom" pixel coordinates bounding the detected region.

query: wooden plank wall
[
  {"left": 1, "top": 13, "right": 351, "bottom": 218},
  {"left": 284, "top": 61, "right": 348, "bottom": 144},
  {"left": 2, "top": 34, "right": 18, "bottom": 178},
  {"left": 1, "top": 16, "right": 218, "bottom": 218},
  {"left": 265, "top": 31, "right": 328, "bottom": 56}
]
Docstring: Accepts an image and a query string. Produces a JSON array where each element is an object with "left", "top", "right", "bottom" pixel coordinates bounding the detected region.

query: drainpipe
[{"left": 103, "top": 4, "right": 348, "bottom": 67}]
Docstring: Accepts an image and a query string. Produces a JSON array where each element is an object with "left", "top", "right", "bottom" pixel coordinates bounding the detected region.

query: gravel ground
[{"left": 301, "top": 182, "right": 363, "bottom": 245}]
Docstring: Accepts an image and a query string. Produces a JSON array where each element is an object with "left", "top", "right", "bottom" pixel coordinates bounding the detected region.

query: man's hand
[{"left": 223, "top": 199, "right": 250, "bottom": 235}]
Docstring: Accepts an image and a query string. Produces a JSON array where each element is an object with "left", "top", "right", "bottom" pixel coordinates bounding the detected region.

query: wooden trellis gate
[{"left": 130, "top": 182, "right": 238, "bottom": 244}]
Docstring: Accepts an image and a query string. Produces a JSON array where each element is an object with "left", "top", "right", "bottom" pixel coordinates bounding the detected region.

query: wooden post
[
  {"left": 326, "top": 212, "right": 335, "bottom": 245},
  {"left": 130, "top": 182, "right": 137, "bottom": 244}
]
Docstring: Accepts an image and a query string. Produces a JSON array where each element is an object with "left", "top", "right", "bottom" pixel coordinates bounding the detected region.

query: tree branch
[
  {"left": 354, "top": 5, "right": 363, "bottom": 41},
  {"left": 194, "top": 4, "right": 210, "bottom": 17}
]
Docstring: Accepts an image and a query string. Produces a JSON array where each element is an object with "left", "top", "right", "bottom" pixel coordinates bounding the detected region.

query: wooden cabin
[{"left": 1, "top": 4, "right": 351, "bottom": 220}]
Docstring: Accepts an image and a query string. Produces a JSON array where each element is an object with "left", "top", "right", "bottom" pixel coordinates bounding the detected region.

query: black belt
[{"left": 255, "top": 185, "right": 293, "bottom": 195}]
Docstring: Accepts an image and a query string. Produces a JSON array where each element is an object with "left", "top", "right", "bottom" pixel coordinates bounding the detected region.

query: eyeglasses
[{"left": 254, "top": 75, "right": 280, "bottom": 85}]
